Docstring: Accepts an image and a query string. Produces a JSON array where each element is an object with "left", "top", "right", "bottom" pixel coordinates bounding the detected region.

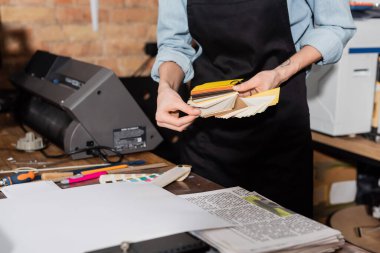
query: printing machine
[
  {"left": 11, "top": 51, "right": 163, "bottom": 159},
  {"left": 306, "top": 16, "right": 380, "bottom": 136}
]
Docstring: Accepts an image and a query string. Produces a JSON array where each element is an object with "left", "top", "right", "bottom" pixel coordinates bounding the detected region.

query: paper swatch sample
[{"left": 187, "top": 79, "right": 280, "bottom": 118}]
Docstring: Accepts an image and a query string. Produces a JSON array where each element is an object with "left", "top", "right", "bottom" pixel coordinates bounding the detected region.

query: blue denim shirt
[{"left": 151, "top": 0, "right": 356, "bottom": 83}]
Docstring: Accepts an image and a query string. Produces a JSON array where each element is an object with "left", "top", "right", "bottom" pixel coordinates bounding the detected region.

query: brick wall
[{"left": 0, "top": 0, "right": 158, "bottom": 89}]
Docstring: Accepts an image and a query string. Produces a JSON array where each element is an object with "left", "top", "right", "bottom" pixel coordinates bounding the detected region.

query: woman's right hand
[{"left": 156, "top": 82, "right": 200, "bottom": 132}]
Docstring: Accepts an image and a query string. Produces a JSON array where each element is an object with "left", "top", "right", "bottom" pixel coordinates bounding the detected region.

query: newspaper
[{"left": 181, "top": 187, "right": 344, "bottom": 253}]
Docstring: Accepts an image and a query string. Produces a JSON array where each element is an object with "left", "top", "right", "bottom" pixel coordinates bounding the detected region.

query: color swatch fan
[{"left": 188, "top": 79, "right": 280, "bottom": 118}]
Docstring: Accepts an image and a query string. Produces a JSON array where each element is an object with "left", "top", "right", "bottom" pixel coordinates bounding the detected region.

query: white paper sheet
[
  {"left": 0, "top": 180, "right": 61, "bottom": 198},
  {"left": 0, "top": 183, "right": 231, "bottom": 253}
]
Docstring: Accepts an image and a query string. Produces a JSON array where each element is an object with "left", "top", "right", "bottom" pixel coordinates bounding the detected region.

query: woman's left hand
[{"left": 233, "top": 69, "right": 282, "bottom": 97}]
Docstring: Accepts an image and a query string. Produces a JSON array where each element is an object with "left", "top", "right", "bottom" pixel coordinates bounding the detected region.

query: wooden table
[
  {"left": 312, "top": 131, "right": 380, "bottom": 167},
  {"left": 0, "top": 113, "right": 370, "bottom": 252},
  {"left": 312, "top": 131, "right": 380, "bottom": 253},
  {"left": 0, "top": 112, "right": 222, "bottom": 197}
]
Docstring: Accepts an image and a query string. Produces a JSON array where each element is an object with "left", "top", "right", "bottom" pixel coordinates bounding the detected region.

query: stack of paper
[
  {"left": 181, "top": 187, "right": 345, "bottom": 253},
  {"left": 188, "top": 79, "right": 280, "bottom": 118}
]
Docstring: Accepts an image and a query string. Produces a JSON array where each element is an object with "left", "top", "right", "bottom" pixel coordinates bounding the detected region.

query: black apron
[{"left": 182, "top": 0, "right": 313, "bottom": 217}]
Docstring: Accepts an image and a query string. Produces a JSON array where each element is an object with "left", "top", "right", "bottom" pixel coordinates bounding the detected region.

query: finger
[
  {"left": 233, "top": 81, "right": 256, "bottom": 92},
  {"left": 238, "top": 88, "right": 258, "bottom": 97},
  {"left": 157, "top": 120, "right": 194, "bottom": 132},
  {"left": 156, "top": 114, "right": 198, "bottom": 128},
  {"left": 238, "top": 91, "right": 251, "bottom": 97},
  {"left": 159, "top": 121, "right": 193, "bottom": 132},
  {"left": 177, "top": 102, "right": 201, "bottom": 116}
]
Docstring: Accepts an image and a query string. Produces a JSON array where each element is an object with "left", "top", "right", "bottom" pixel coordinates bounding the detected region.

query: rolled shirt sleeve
[
  {"left": 151, "top": 0, "right": 200, "bottom": 83},
  {"left": 298, "top": 0, "right": 356, "bottom": 65}
]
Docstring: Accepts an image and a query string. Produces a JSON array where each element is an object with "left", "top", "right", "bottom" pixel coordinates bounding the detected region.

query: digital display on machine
[{"left": 51, "top": 74, "right": 85, "bottom": 89}]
